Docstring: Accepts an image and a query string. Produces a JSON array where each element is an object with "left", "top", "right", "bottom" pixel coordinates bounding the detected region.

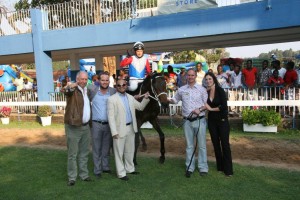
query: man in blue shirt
[{"left": 88, "top": 72, "right": 116, "bottom": 178}]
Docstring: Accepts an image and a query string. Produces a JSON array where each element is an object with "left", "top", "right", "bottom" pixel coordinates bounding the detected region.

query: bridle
[{"left": 139, "top": 76, "right": 168, "bottom": 106}]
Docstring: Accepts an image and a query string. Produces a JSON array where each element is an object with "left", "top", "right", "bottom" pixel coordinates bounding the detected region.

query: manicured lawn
[{"left": 0, "top": 146, "right": 299, "bottom": 200}]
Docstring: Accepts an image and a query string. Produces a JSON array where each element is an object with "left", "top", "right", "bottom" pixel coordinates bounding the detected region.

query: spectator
[
  {"left": 13, "top": 72, "right": 24, "bottom": 91},
  {"left": 61, "top": 71, "right": 92, "bottom": 186},
  {"left": 242, "top": 60, "right": 258, "bottom": 100},
  {"left": 88, "top": 72, "right": 116, "bottom": 178},
  {"left": 195, "top": 62, "right": 205, "bottom": 85},
  {"left": 271, "top": 60, "right": 286, "bottom": 78},
  {"left": 177, "top": 67, "right": 187, "bottom": 87},
  {"left": 258, "top": 60, "right": 272, "bottom": 87},
  {"left": 164, "top": 72, "right": 176, "bottom": 91},
  {"left": 242, "top": 60, "right": 258, "bottom": 89},
  {"left": 109, "top": 73, "right": 115, "bottom": 88},
  {"left": 168, "top": 68, "right": 208, "bottom": 178},
  {"left": 295, "top": 63, "right": 300, "bottom": 87},
  {"left": 216, "top": 65, "right": 230, "bottom": 88},
  {"left": 22, "top": 78, "right": 33, "bottom": 91},
  {"left": 107, "top": 78, "right": 150, "bottom": 181},
  {"left": 229, "top": 65, "right": 243, "bottom": 113},
  {"left": 32, "top": 78, "right": 38, "bottom": 92},
  {"left": 118, "top": 69, "right": 128, "bottom": 81},
  {"left": 283, "top": 61, "right": 298, "bottom": 102},
  {"left": 92, "top": 74, "right": 100, "bottom": 86},
  {"left": 167, "top": 65, "right": 177, "bottom": 88},
  {"left": 267, "top": 69, "right": 284, "bottom": 99},
  {"left": 284, "top": 61, "right": 297, "bottom": 89}
]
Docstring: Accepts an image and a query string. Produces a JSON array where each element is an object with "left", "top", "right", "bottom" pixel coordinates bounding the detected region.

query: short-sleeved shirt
[
  {"left": 284, "top": 70, "right": 298, "bottom": 85},
  {"left": 242, "top": 67, "right": 257, "bottom": 87}
]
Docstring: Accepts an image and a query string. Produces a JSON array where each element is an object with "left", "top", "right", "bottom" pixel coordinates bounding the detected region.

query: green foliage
[
  {"left": 37, "top": 105, "right": 52, "bottom": 117},
  {"left": 242, "top": 107, "right": 281, "bottom": 126},
  {"left": 15, "top": 0, "right": 72, "bottom": 10},
  {"left": 172, "top": 48, "right": 226, "bottom": 64}
]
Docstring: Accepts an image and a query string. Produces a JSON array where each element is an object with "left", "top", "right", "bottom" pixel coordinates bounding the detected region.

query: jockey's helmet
[{"left": 133, "top": 41, "right": 144, "bottom": 51}]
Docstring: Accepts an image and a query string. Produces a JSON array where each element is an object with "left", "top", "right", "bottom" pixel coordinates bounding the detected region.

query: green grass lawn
[{"left": 0, "top": 146, "right": 299, "bottom": 200}]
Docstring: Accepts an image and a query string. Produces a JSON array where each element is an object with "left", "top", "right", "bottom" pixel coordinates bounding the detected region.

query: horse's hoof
[
  {"left": 142, "top": 144, "right": 147, "bottom": 151},
  {"left": 159, "top": 156, "right": 165, "bottom": 164}
]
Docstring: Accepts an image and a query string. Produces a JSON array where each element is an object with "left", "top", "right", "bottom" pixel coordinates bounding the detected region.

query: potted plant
[
  {"left": 0, "top": 106, "right": 12, "bottom": 125},
  {"left": 242, "top": 107, "right": 281, "bottom": 132},
  {"left": 37, "top": 105, "right": 52, "bottom": 126}
]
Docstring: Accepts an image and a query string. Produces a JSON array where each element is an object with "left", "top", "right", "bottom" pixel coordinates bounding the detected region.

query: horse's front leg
[
  {"left": 139, "top": 129, "right": 147, "bottom": 151},
  {"left": 150, "top": 118, "right": 165, "bottom": 164},
  {"left": 133, "top": 131, "right": 140, "bottom": 166}
]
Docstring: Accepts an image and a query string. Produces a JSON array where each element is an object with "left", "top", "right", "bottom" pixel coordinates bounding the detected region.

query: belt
[
  {"left": 92, "top": 120, "right": 108, "bottom": 125},
  {"left": 183, "top": 115, "right": 205, "bottom": 122},
  {"left": 126, "top": 122, "right": 132, "bottom": 126},
  {"left": 82, "top": 122, "right": 89, "bottom": 126}
]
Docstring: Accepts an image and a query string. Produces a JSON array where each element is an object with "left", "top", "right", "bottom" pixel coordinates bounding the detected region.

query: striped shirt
[{"left": 173, "top": 83, "right": 207, "bottom": 118}]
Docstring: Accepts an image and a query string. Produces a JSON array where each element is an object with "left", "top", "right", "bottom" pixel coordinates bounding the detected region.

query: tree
[{"left": 14, "top": 0, "right": 72, "bottom": 10}]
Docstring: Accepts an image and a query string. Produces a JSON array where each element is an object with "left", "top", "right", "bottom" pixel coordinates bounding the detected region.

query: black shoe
[
  {"left": 200, "top": 172, "right": 208, "bottom": 177},
  {"left": 67, "top": 180, "right": 75, "bottom": 186},
  {"left": 185, "top": 171, "right": 192, "bottom": 178},
  {"left": 119, "top": 176, "right": 129, "bottom": 181},
  {"left": 129, "top": 171, "right": 140, "bottom": 175},
  {"left": 95, "top": 174, "right": 101, "bottom": 178},
  {"left": 103, "top": 170, "right": 111, "bottom": 174},
  {"left": 83, "top": 177, "right": 93, "bottom": 182}
]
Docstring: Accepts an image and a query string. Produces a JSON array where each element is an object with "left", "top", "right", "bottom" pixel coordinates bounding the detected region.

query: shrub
[
  {"left": 242, "top": 107, "right": 281, "bottom": 126},
  {"left": 37, "top": 105, "right": 52, "bottom": 117}
]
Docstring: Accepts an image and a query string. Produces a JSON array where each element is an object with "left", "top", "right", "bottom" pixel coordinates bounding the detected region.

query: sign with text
[{"left": 157, "top": 0, "right": 218, "bottom": 15}]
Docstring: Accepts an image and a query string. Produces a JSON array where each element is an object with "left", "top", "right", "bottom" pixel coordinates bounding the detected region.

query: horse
[{"left": 129, "top": 72, "right": 169, "bottom": 165}]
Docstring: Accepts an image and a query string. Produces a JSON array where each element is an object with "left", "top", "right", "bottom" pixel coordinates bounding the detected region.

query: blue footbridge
[{"left": 0, "top": 0, "right": 299, "bottom": 101}]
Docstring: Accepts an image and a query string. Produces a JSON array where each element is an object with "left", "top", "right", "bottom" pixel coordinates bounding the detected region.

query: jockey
[{"left": 120, "top": 41, "right": 151, "bottom": 91}]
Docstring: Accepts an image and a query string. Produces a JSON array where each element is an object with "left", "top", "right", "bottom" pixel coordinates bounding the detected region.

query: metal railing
[
  {"left": 0, "top": 9, "right": 31, "bottom": 36},
  {"left": 41, "top": 0, "right": 158, "bottom": 31},
  {"left": 0, "top": 0, "right": 262, "bottom": 35}
]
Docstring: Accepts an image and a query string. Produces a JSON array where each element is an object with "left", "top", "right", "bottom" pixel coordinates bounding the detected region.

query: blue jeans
[{"left": 183, "top": 117, "right": 208, "bottom": 173}]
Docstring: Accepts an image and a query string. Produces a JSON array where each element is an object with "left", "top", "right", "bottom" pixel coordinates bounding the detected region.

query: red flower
[{"left": 0, "top": 106, "right": 12, "bottom": 118}]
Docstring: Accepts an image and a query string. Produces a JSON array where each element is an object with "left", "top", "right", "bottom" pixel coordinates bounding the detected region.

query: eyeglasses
[{"left": 117, "top": 84, "right": 127, "bottom": 87}]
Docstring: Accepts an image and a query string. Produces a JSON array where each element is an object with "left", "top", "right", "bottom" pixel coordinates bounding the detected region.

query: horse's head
[{"left": 148, "top": 72, "right": 169, "bottom": 107}]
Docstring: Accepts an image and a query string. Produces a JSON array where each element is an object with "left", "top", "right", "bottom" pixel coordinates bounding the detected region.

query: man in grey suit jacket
[
  {"left": 107, "top": 78, "right": 150, "bottom": 181},
  {"left": 88, "top": 72, "right": 116, "bottom": 178}
]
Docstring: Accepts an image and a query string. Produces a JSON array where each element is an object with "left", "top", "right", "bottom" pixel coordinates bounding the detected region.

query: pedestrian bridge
[{"left": 0, "top": 0, "right": 300, "bottom": 101}]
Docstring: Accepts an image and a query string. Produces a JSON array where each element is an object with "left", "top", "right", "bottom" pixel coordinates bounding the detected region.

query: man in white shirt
[
  {"left": 195, "top": 63, "right": 205, "bottom": 86},
  {"left": 23, "top": 78, "right": 33, "bottom": 91},
  {"left": 13, "top": 72, "right": 24, "bottom": 91}
]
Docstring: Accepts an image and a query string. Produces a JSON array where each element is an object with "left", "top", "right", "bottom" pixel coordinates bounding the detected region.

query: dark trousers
[{"left": 207, "top": 118, "right": 233, "bottom": 175}]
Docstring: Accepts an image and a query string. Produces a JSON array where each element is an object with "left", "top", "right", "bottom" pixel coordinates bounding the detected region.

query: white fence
[{"left": 0, "top": 87, "right": 299, "bottom": 118}]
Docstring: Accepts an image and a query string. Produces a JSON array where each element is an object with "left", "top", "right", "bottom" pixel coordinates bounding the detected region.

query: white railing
[
  {"left": 41, "top": 0, "right": 158, "bottom": 31},
  {"left": 0, "top": 9, "right": 31, "bottom": 36},
  {"left": 1, "top": 85, "right": 298, "bottom": 119}
]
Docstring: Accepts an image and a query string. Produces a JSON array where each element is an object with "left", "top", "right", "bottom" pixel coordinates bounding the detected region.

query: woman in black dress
[{"left": 204, "top": 72, "right": 233, "bottom": 177}]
